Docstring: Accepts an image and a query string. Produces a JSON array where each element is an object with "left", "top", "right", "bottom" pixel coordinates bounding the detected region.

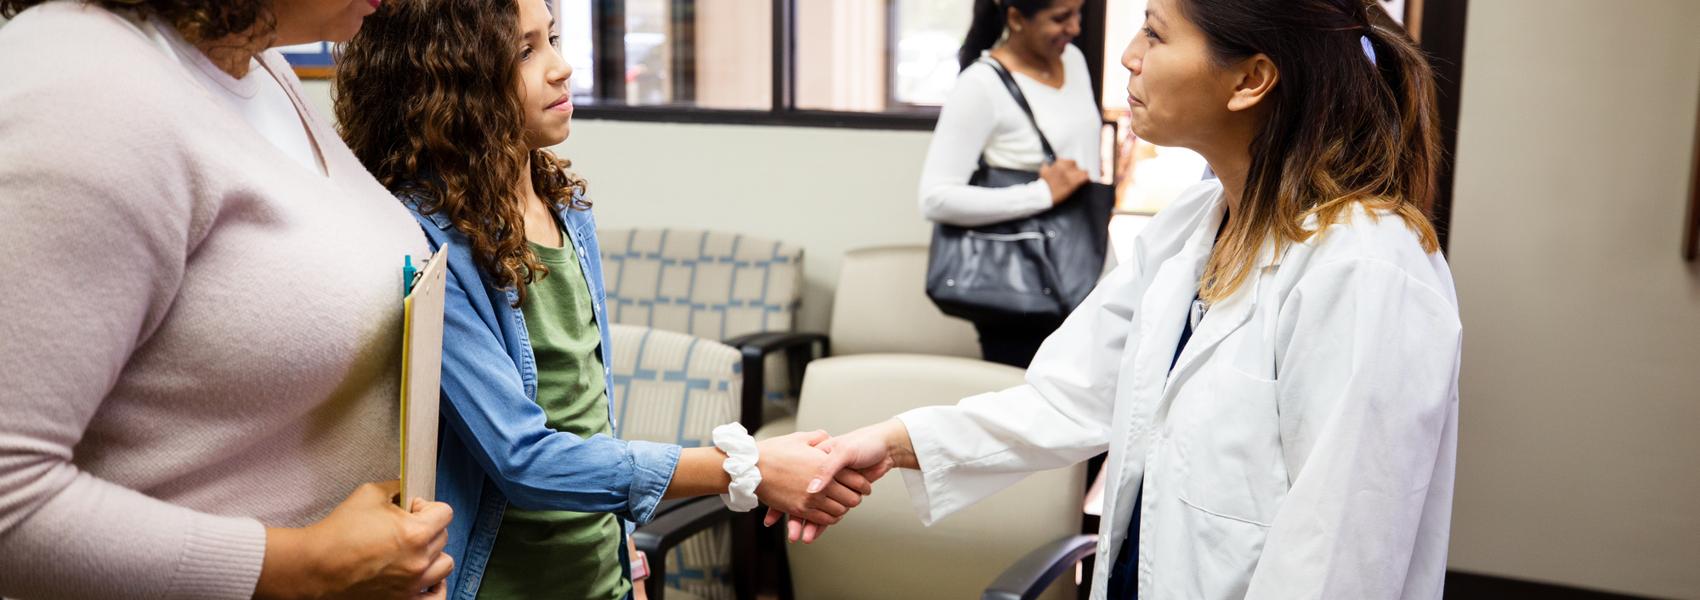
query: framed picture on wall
[{"left": 279, "top": 42, "right": 335, "bottom": 80}]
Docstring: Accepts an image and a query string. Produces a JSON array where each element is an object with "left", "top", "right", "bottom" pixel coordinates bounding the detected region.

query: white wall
[
  {"left": 554, "top": 120, "right": 935, "bottom": 332},
  {"left": 1445, "top": 1, "right": 1700, "bottom": 598},
  {"left": 306, "top": 76, "right": 933, "bottom": 333}
]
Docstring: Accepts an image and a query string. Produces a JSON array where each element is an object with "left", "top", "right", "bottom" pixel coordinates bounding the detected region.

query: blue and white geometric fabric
[
  {"left": 599, "top": 228, "right": 803, "bottom": 341},
  {"left": 601, "top": 228, "right": 808, "bottom": 423},
  {"left": 607, "top": 323, "right": 739, "bottom": 600}
]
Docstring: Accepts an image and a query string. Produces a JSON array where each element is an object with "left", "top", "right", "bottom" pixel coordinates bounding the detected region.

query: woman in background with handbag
[{"left": 919, "top": 0, "right": 1109, "bottom": 368}]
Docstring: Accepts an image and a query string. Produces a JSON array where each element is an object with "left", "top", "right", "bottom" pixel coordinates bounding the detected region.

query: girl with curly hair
[
  {"left": 334, "top": 1, "right": 879, "bottom": 598},
  {"left": 0, "top": 0, "right": 454, "bottom": 598}
]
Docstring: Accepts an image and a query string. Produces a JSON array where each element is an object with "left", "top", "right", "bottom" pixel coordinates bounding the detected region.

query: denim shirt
[{"left": 400, "top": 192, "right": 682, "bottom": 600}]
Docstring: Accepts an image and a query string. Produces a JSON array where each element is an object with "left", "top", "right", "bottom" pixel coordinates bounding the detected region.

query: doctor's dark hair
[
  {"left": 335, "top": 0, "right": 588, "bottom": 307},
  {"left": 959, "top": 0, "right": 1055, "bottom": 71},
  {"left": 1181, "top": 0, "right": 1442, "bottom": 303}
]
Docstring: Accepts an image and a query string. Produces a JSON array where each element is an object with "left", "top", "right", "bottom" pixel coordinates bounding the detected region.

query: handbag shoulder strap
[{"left": 979, "top": 55, "right": 1058, "bottom": 163}]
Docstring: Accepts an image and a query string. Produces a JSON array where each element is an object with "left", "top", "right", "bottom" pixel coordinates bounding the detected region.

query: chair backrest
[
  {"left": 786, "top": 354, "right": 1084, "bottom": 600},
  {"left": 607, "top": 323, "right": 742, "bottom": 448},
  {"left": 828, "top": 245, "right": 980, "bottom": 358},
  {"left": 600, "top": 228, "right": 804, "bottom": 341},
  {"left": 606, "top": 324, "right": 740, "bottom": 600}
]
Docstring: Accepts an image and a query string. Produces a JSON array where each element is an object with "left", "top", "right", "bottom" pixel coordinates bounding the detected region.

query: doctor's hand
[
  {"left": 753, "top": 430, "right": 874, "bottom": 525},
  {"left": 762, "top": 460, "right": 894, "bottom": 544},
  {"left": 766, "top": 420, "right": 916, "bottom": 543}
]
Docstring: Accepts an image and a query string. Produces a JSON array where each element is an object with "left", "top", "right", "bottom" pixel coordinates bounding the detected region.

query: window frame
[
  {"left": 571, "top": 0, "right": 1110, "bottom": 131},
  {"left": 570, "top": 0, "right": 1466, "bottom": 249}
]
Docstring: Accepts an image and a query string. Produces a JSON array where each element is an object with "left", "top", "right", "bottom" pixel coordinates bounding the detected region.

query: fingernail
[{"left": 807, "top": 478, "right": 823, "bottom": 493}]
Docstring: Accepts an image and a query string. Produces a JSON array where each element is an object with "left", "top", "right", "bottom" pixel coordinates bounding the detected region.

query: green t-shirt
[{"left": 477, "top": 235, "right": 628, "bottom": 600}]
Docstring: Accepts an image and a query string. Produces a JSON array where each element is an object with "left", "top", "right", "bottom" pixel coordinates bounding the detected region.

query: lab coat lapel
[
  {"left": 1131, "top": 201, "right": 1229, "bottom": 405},
  {"left": 1166, "top": 238, "right": 1285, "bottom": 394},
  {"left": 1094, "top": 208, "right": 1228, "bottom": 595}
]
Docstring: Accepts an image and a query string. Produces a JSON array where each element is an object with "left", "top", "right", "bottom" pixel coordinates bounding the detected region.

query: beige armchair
[
  {"left": 781, "top": 354, "right": 1086, "bottom": 600},
  {"left": 827, "top": 245, "right": 979, "bottom": 358},
  {"left": 756, "top": 245, "right": 981, "bottom": 442}
]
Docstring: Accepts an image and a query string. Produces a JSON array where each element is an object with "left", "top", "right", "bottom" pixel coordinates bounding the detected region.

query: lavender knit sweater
[{"left": 0, "top": 3, "right": 429, "bottom": 597}]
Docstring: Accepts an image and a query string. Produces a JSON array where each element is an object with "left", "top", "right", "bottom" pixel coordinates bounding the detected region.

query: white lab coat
[{"left": 898, "top": 180, "right": 1461, "bottom": 599}]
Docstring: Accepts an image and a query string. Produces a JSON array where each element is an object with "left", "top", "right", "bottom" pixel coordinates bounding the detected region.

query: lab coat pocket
[
  {"left": 1174, "top": 491, "right": 1266, "bottom": 599},
  {"left": 1168, "top": 369, "right": 1283, "bottom": 600},
  {"left": 1177, "top": 368, "right": 1286, "bottom": 527}
]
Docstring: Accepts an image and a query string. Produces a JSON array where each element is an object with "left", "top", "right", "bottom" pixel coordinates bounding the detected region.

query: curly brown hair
[
  {"left": 1, "top": 0, "right": 273, "bottom": 47},
  {"left": 335, "top": 0, "right": 588, "bottom": 306}
]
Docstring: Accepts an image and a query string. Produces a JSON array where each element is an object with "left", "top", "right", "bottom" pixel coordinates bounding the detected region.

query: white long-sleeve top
[{"left": 918, "top": 45, "right": 1103, "bottom": 227}]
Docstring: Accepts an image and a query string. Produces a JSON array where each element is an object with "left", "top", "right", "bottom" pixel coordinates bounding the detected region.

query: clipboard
[{"left": 399, "top": 248, "right": 449, "bottom": 507}]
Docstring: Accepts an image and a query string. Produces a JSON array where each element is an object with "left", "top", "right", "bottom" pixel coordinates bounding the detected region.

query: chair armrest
[
  {"left": 632, "top": 496, "right": 740, "bottom": 600},
  {"left": 982, "top": 534, "right": 1098, "bottom": 600},
  {"left": 722, "top": 332, "right": 830, "bottom": 429},
  {"left": 723, "top": 331, "right": 831, "bottom": 358},
  {"left": 648, "top": 497, "right": 694, "bottom": 519}
]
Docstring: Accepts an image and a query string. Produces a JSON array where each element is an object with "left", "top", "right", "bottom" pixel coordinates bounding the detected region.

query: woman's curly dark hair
[
  {"left": 335, "top": 0, "right": 589, "bottom": 306},
  {"left": 1, "top": 0, "right": 273, "bottom": 47}
]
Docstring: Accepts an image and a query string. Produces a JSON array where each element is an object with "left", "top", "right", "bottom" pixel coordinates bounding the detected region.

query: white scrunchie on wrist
[{"left": 713, "top": 422, "right": 762, "bottom": 512}]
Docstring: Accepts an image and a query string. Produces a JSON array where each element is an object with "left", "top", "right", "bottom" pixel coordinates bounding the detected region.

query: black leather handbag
[{"left": 926, "top": 57, "right": 1116, "bottom": 322}]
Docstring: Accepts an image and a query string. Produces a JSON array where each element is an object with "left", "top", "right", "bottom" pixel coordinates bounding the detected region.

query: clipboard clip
[{"left": 403, "top": 255, "right": 425, "bottom": 297}]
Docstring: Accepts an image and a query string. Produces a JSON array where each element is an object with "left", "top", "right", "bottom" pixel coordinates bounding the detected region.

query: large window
[
  {"left": 556, "top": 0, "right": 1463, "bottom": 249},
  {"left": 558, "top": 0, "right": 771, "bottom": 110},
  {"left": 557, "top": 0, "right": 1012, "bottom": 128},
  {"left": 890, "top": 0, "right": 974, "bottom": 107}
]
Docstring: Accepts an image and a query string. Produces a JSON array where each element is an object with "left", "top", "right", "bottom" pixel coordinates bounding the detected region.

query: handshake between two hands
[{"left": 747, "top": 419, "right": 916, "bottom": 544}]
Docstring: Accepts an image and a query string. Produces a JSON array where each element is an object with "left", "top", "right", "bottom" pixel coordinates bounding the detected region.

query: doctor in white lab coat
[{"left": 784, "top": 0, "right": 1462, "bottom": 598}]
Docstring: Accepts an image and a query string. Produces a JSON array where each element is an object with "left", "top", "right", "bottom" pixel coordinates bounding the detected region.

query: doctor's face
[{"left": 1119, "top": 0, "right": 1245, "bottom": 150}]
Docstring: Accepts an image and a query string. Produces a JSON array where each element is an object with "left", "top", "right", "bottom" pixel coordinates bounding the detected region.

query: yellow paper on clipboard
[{"left": 399, "top": 248, "right": 449, "bottom": 507}]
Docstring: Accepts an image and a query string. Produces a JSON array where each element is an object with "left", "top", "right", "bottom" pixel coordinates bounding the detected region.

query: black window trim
[
  {"left": 574, "top": 0, "right": 1109, "bottom": 131},
  {"left": 574, "top": 0, "right": 1466, "bottom": 249},
  {"left": 571, "top": 103, "right": 943, "bottom": 130}
]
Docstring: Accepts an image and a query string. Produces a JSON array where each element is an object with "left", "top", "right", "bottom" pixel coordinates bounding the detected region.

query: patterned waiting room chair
[
  {"left": 607, "top": 323, "right": 748, "bottom": 600},
  {"left": 600, "top": 228, "right": 826, "bottom": 432}
]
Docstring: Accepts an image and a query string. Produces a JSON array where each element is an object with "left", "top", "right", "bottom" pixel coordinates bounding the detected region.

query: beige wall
[
  {"left": 1446, "top": 0, "right": 1700, "bottom": 598},
  {"left": 302, "top": 81, "right": 934, "bottom": 334},
  {"left": 554, "top": 120, "right": 934, "bottom": 333}
]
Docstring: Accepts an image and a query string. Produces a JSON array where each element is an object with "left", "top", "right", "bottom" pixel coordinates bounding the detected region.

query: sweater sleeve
[
  {"left": 917, "top": 67, "right": 1056, "bottom": 227},
  {"left": 0, "top": 10, "right": 268, "bottom": 598}
]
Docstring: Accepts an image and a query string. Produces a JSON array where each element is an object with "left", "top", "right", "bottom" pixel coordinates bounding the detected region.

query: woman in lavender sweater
[{"left": 0, "top": 1, "right": 454, "bottom": 597}]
